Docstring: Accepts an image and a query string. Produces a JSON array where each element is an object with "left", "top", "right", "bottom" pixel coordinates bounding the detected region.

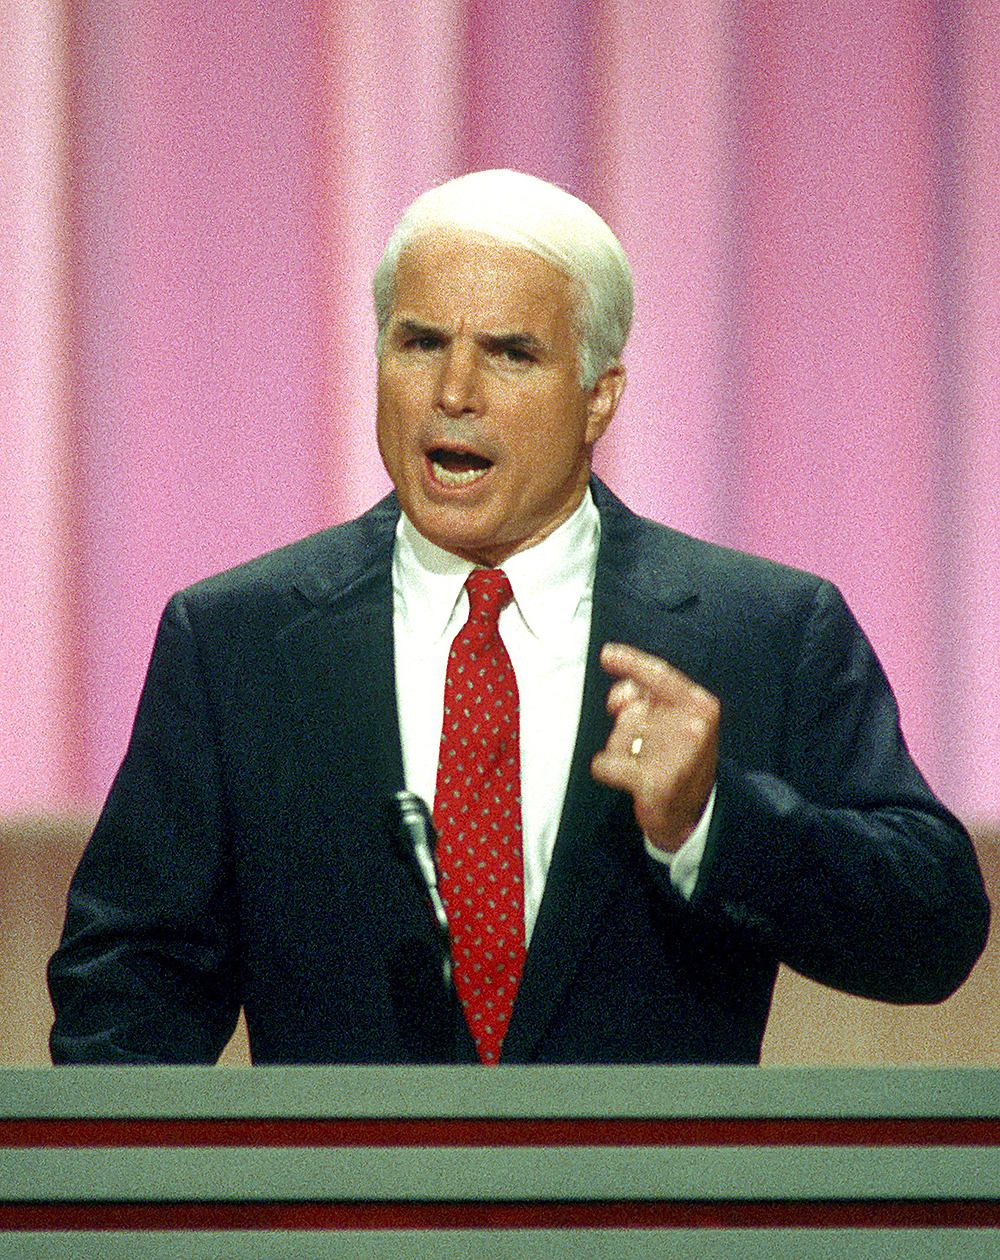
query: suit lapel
[
  {"left": 501, "top": 482, "right": 714, "bottom": 1061},
  {"left": 278, "top": 501, "right": 404, "bottom": 831},
  {"left": 277, "top": 501, "right": 465, "bottom": 1056},
  {"left": 279, "top": 566, "right": 403, "bottom": 823}
]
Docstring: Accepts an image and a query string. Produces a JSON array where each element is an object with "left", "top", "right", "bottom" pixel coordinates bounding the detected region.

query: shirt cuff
[{"left": 643, "top": 784, "right": 717, "bottom": 901}]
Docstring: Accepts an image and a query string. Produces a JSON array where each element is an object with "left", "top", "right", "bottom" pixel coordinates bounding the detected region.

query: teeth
[{"left": 431, "top": 460, "right": 489, "bottom": 486}]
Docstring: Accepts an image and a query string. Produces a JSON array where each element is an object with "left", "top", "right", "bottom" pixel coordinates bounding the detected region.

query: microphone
[{"left": 386, "top": 791, "right": 452, "bottom": 989}]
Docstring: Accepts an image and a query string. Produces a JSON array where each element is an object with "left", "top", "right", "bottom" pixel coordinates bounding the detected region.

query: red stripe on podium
[
  {"left": 1, "top": 1199, "right": 1000, "bottom": 1231},
  {"left": 3, "top": 1116, "right": 1000, "bottom": 1148}
]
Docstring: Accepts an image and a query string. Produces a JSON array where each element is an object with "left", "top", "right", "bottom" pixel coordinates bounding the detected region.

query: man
[{"left": 49, "top": 170, "right": 989, "bottom": 1065}]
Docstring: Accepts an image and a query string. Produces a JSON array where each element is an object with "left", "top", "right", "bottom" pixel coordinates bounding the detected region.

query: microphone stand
[{"left": 385, "top": 790, "right": 452, "bottom": 990}]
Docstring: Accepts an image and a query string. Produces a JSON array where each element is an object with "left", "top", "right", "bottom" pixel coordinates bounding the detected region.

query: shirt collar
[{"left": 393, "top": 489, "right": 601, "bottom": 649}]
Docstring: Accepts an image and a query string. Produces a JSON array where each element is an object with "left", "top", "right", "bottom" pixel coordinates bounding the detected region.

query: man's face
[{"left": 376, "top": 228, "right": 624, "bottom": 567}]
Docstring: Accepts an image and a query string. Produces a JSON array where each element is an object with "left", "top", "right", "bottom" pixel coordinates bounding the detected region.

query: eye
[
  {"left": 405, "top": 331, "right": 443, "bottom": 352},
  {"left": 396, "top": 325, "right": 445, "bottom": 353},
  {"left": 492, "top": 339, "right": 539, "bottom": 366}
]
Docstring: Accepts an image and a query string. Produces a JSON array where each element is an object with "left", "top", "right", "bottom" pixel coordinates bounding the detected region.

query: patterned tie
[{"left": 432, "top": 568, "right": 526, "bottom": 1064}]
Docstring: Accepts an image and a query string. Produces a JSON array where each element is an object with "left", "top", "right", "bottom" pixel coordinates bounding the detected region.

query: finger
[
  {"left": 600, "top": 642, "right": 716, "bottom": 712},
  {"left": 604, "top": 706, "right": 649, "bottom": 758},
  {"left": 591, "top": 706, "right": 647, "bottom": 787},
  {"left": 606, "top": 677, "right": 647, "bottom": 716},
  {"left": 600, "top": 641, "right": 693, "bottom": 695},
  {"left": 591, "top": 743, "right": 643, "bottom": 792}
]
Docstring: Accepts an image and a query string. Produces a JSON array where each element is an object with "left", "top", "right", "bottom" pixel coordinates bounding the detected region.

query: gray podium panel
[
  {"left": 4, "top": 1142, "right": 1000, "bottom": 1203},
  {"left": 3, "top": 1063, "right": 999, "bottom": 1119},
  {"left": 3, "top": 1231, "right": 1000, "bottom": 1260},
  {"left": 2, "top": 1066, "right": 998, "bottom": 1254}
]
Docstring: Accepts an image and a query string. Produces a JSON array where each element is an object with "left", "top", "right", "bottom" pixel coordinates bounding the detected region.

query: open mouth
[{"left": 427, "top": 446, "right": 494, "bottom": 486}]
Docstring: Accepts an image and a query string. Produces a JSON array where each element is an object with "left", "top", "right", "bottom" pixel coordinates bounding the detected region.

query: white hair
[{"left": 372, "top": 170, "right": 633, "bottom": 389}]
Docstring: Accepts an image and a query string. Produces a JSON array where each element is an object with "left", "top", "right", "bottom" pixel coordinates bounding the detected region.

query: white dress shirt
[{"left": 392, "top": 489, "right": 711, "bottom": 944}]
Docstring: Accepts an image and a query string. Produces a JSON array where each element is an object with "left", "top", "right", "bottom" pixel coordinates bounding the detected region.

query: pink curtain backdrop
[{"left": 3, "top": 0, "right": 999, "bottom": 827}]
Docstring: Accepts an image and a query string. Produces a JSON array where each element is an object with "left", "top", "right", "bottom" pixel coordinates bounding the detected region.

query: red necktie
[{"left": 432, "top": 568, "right": 526, "bottom": 1064}]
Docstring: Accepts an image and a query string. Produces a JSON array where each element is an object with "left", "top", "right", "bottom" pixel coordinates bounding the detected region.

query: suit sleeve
[
  {"left": 688, "top": 579, "right": 989, "bottom": 1004},
  {"left": 48, "top": 594, "right": 241, "bottom": 1063}
]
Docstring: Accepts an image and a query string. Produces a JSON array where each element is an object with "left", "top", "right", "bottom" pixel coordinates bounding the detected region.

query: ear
[{"left": 584, "top": 362, "right": 626, "bottom": 445}]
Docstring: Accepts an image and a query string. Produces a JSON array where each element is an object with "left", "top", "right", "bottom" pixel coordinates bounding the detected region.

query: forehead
[{"left": 391, "top": 227, "right": 578, "bottom": 337}]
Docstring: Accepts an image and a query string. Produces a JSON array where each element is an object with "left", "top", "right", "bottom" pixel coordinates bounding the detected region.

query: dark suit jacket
[{"left": 48, "top": 479, "right": 990, "bottom": 1064}]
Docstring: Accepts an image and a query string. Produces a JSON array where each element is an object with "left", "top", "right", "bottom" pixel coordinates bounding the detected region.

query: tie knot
[{"left": 465, "top": 568, "right": 513, "bottom": 629}]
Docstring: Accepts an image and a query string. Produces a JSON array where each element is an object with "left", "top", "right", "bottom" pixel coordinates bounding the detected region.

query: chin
[
  {"left": 434, "top": 530, "right": 506, "bottom": 567},
  {"left": 434, "top": 534, "right": 491, "bottom": 564},
  {"left": 408, "top": 505, "right": 484, "bottom": 555}
]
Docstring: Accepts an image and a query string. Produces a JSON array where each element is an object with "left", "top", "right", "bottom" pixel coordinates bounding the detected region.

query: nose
[{"left": 436, "top": 341, "right": 482, "bottom": 417}]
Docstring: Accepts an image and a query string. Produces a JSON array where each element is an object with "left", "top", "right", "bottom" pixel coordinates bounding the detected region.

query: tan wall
[{"left": 3, "top": 818, "right": 997, "bottom": 1067}]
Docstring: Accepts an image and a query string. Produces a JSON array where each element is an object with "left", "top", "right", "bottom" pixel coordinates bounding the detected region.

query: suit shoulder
[
  {"left": 594, "top": 477, "right": 830, "bottom": 610},
  {"left": 172, "top": 493, "right": 399, "bottom": 618},
  {"left": 656, "top": 523, "right": 827, "bottom": 604}
]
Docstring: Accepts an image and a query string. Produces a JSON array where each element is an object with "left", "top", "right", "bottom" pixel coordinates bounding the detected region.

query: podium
[{"left": 2, "top": 1065, "right": 999, "bottom": 1257}]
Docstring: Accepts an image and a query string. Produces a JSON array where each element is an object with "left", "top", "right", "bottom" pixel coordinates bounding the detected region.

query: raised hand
[{"left": 591, "top": 642, "right": 720, "bottom": 854}]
